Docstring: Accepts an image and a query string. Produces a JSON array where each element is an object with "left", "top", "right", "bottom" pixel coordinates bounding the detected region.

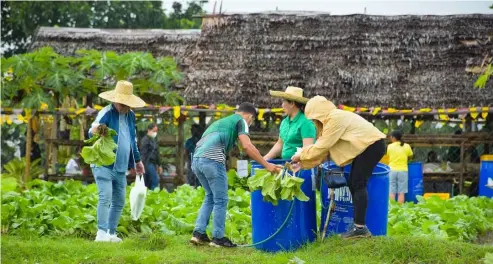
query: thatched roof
[
  {"left": 183, "top": 13, "right": 493, "bottom": 108},
  {"left": 31, "top": 27, "right": 200, "bottom": 65},
  {"left": 31, "top": 13, "right": 493, "bottom": 108}
]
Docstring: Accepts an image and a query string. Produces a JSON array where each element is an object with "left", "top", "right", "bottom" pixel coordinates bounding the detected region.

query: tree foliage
[
  {"left": 474, "top": 4, "right": 493, "bottom": 89},
  {"left": 1, "top": 1, "right": 205, "bottom": 56},
  {"left": 1, "top": 47, "right": 184, "bottom": 109}
]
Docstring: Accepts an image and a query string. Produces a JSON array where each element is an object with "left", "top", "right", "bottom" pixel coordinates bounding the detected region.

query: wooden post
[
  {"left": 51, "top": 114, "right": 58, "bottom": 174},
  {"left": 176, "top": 118, "right": 185, "bottom": 185},
  {"left": 24, "top": 115, "right": 33, "bottom": 188},
  {"left": 459, "top": 140, "right": 465, "bottom": 195}
]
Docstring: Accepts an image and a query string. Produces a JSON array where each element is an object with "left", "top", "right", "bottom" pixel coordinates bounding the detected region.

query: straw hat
[
  {"left": 98, "top": 81, "right": 146, "bottom": 108},
  {"left": 269, "top": 86, "right": 309, "bottom": 104}
]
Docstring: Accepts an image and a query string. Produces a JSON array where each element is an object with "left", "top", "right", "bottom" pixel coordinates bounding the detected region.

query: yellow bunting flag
[
  {"left": 173, "top": 106, "right": 181, "bottom": 119},
  {"left": 358, "top": 107, "right": 369, "bottom": 112},
  {"left": 470, "top": 107, "right": 479, "bottom": 119},
  {"left": 342, "top": 105, "right": 356, "bottom": 112},
  {"left": 271, "top": 108, "right": 284, "bottom": 113},
  {"left": 415, "top": 120, "right": 424, "bottom": 128},
  {"left": 258, "top": 109, "right": 265, "bottom": 120},
  {"left": 419, "top": 108, "right": 432, "bottom": 112},
  {"left": 482, "top": 107, "right": 489, "bottom": 119},
  {"left": 17, "top": 114, "right": 26, "bottom": 123},
  {"left": 76, "top": 108, "right": 86, "bottom": 115},
  {"left": 372, "top": 107, "right": 381, "bottom": 115},
  {"left": 94, "top": 105, "right": 103, "bottom": 111},
  {"left": 447, "top": 108, "right": 456, "bottom": 113},
  {"left": 401, "top": 109, "right": 413, "bottom": 113},
  {"left": 438, "top": 109, "right": 449, "bottom": 121},
  {"left": 387, "top": 108, "right": 398, "bottom": 113},
  {"left": 40, "top": 103, "right": 48, "bottom": 111}
]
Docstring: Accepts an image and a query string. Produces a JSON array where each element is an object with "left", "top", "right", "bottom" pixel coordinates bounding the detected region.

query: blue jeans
[
  {"left": 192, "top": 157, "right": 228, "bottom": 238},
  {"left": 92, "top": 166, "right": 127, "bottom": 235},
  {"left": 144, "top": 163, "right": 159, "bottom": 190}
]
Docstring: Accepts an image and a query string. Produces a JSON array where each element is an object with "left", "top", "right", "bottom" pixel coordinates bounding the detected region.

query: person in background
[
  {"left": 184, "top": 124, "right": 204, "bottom": 187},
  {"left": 263, "top": 86, "right": 316, "bottom": 161},
  {"left": 427, "top": 151, "right": 439, "bottom": 163},
  {"left": 291, "top": 96, "right": 386, "bottom": 239},
  {"left": 387, "top": 130, "right": 413, "bottom": 204},
  {"left": 190, "top": 102, "right": 281, "bottom": 248},
  {"left": 65, "top": 154, "right": 82, "bottom": 176},
  {"left": 140, "top": 123, "right": 163, "bottom": 190},
  {"left": 88, "top": 80, "right": 146, "bottom": 243}
]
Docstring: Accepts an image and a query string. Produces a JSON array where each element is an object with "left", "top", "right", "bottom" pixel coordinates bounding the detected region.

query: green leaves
[
  {"left": 247, "top": 169, "right": 309, "bottom": 206},
  {"left": 388, "top": 195, "right": 493, "bottom": 242},
  {"left": 1, "top": 47, "right": 185, "bottom": 109},
  {"left": 80, "top": 129, "right": 118, "bottom": 166},
  {"left": 474, "top": 64, "right": 492, "bottom": 89}
]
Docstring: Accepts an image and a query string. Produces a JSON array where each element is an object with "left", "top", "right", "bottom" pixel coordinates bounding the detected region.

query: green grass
[{"left": 2, "top": 234, "right": 492, "bottom": 264}]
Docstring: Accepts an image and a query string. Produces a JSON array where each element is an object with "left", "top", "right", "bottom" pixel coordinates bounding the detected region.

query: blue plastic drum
[
  {"left": 251, "top": 159, "right": 317, "bottom": 252},
  {"left": 405, "top": 162, "right": 424, "bottom": 203},
  {"left": 321, "top": 162, "right": 390, "bottom": 236},
  {"left": 479, "top": 155, "right": 493, "bottom": 198}
]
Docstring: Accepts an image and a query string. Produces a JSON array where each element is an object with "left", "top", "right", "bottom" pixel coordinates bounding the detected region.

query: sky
[{"left": 163, "top": 0, "right": 493, "bottom": 15}]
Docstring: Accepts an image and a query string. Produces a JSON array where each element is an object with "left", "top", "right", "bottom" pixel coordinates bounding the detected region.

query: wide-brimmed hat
[
  {"left": 269, "top": 86, "right": 309, "bottom": 104},
  {"left": 98, "top": 81, "right": 146, "bottom": 108}
]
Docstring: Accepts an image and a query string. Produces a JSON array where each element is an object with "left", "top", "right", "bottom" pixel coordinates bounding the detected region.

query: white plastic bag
[{"left": 130, "top": 175, "right": 147, "bottom": 221}]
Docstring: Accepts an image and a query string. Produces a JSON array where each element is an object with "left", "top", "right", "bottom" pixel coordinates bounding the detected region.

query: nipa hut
[
  {"left": 184, "top": 12, "right": 493, "bottom": 108},
  {"left": 31, "top": 13, "right": 493, "bottom": 108},
  {"left": 31, "top": 27, "right": 200, "bottom": 65}
]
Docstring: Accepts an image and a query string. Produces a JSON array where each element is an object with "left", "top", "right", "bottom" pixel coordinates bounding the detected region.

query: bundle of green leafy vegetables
[
  {"left": 81, "top": 128, "right": 118, "bottom": 166},
  {"left": 247, "top": 168, "right": 309, "bottom": 205}
]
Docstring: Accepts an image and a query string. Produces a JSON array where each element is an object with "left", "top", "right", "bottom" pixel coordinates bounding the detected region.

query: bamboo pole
[
  {"left": 176, "top": 118, "right": 185, "bottom": 185},
  {"left": 24, "top": 116, "right": 33, "bottom": 188}
]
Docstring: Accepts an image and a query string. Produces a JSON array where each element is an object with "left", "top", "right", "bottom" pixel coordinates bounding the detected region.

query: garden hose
[
  {"left": 238, "top": 199, "right": 295, "bottom": 248},
  {"left": 238, "top": 164, "right": 296, "bottom": 248}
]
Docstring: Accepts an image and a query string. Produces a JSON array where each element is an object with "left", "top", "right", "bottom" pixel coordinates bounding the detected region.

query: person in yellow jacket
[{"left": 291, "top": 96, "right": 386, "bottom": 239}]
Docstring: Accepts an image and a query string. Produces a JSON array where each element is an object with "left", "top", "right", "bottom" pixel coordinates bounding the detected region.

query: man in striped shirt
[{"left": 190, "top": 102, "right": 280, "bottom": 248}]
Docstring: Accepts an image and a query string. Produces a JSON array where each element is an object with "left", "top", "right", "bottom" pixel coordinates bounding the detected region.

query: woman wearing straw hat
[
  {"left": 291, "top": 96, "right": 386, "bottom": 239},
  {"left": 88, "top": 80, "right": 146, "bottom": 242},
  {"left": 264, "top": 86, "right": 316, "bottom": 161}
]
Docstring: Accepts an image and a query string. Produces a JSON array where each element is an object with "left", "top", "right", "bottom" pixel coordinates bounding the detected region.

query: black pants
[{"left": 348, "top": 139, "right": 386, "bottom": 225}]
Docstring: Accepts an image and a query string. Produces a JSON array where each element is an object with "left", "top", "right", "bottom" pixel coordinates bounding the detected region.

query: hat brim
[
  {"left": 99, "top": 90, "right": 146, "bottom": 108},
  {"left": 269, "top": 91, "right": 309, "bottom": 104}
]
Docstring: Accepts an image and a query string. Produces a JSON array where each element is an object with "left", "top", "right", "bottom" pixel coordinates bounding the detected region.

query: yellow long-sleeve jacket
[{"left": 299, "top": 96, "right": 386, "bottom": 168}]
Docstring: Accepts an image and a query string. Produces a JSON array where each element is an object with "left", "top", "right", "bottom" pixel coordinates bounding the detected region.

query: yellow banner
[
  {"left": 372, "top": 107, "right": 381, "bottom": 115},
  {"left": 343, "top": 105, "right": 356, "bottom": 112},
  {"left": 482, "top": 107, "right": 489, "bottom": 119},
  {"left": 173, "top": 106, "right": 181, "bottom": 119},
  {"left": 258, "top": 109, "right": 265, "bottom": 120}
]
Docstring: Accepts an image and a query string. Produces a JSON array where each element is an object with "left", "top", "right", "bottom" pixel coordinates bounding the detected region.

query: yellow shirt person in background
[{"left": 387, "top": 130, "right": 413, "bottom": 204}]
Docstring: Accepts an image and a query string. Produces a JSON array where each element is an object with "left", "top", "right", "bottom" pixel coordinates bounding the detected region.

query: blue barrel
[
  {"left": 251, "top": 159, "right": 317, "bottom": 252},
  {"left": 321, "top": 162, "right": 390, "bottom": 236},
  {"left": 479, "top": 155, "right": 493, "bottom": 198},
  {"left": 405, "top": 162, "right": 424, "bottom": 203}
]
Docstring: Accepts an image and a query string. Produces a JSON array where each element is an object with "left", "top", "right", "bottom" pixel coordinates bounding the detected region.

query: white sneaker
[
  {"left": 107, "top": 230, "right": 123, "bottom": 243},
  {"left": 95, "top": 230, "right": 110, "bottom": 242}
]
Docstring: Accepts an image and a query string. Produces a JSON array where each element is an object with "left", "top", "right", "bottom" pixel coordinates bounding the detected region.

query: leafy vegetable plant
[
  {"left": 81, "top": 128, "right": 117, "bottom": 166},
  {"left": 247, "top": 169, "right": 309, "bottom": 205},
  {"left": 388, "top": 195, "right": 493, "bottom": 242}
]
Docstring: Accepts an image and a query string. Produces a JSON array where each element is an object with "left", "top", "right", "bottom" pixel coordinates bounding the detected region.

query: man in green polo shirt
[{"left": 190, "top": 102, "right": 280, "bottom": 248}]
